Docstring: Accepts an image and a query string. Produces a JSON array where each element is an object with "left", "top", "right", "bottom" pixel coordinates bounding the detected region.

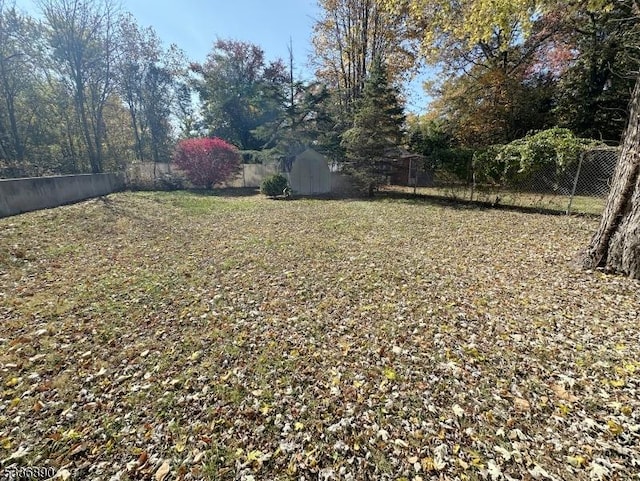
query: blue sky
[
  {"left": 17, "top": 0, "right": 431, "bottom": 112},
  {"left": 121, "top": 0, "right": 321, "bottom": 79}
]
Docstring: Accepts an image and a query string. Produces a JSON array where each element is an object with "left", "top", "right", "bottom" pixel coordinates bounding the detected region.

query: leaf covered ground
[{"left": 0, "top": 191, "right": 639, "bottom": 481}]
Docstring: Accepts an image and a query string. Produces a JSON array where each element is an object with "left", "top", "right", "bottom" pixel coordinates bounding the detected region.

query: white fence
[{"left": 128, "top": 162, "right": 279, "bottom": 188}]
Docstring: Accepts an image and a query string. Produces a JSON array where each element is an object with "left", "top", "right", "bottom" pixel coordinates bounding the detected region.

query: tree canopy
[
  {"left": 191, "top": 39, "right": 288, "bottom": 151},
  {"left": 0, "top": 0, "right": 189, "bottom": 177}
]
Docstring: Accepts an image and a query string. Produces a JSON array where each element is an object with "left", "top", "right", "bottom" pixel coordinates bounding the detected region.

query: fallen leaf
[
  {"left": 550, "top": 383, "right": 578, "bottom": 402},
  {"left": 514, "top": 397, "right": 530, "bottom": 412},
  {"left": 155, "top": 461, "right": 170, "bottom": 481}
]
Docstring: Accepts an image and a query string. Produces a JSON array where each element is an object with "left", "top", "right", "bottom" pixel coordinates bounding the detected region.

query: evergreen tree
[{"left": 341, "top": 57, "right": 405, "bottom": 196}]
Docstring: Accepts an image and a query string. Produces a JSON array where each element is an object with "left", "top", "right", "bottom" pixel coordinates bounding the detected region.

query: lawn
[
  {"left": 0, "top": 191, "right": 639, "bottom": 480},
  {"left": 390, "top": 186, "right": 607, "bottom": 216}
]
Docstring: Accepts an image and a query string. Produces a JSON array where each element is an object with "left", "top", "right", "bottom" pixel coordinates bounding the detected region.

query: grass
[
  {"left": 0, "top": 191, "right": 639, "bottom": 480},
  {"left": 392, "top": 185, "right": 607, "bottom": 216}
]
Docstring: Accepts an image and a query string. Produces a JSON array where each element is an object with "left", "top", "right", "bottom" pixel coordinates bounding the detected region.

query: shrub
[
  {"left": 473, "top": 128, "right": 604, "bottom": 187},
  {"left": 173, "top": 137, "right": 241, "bottom": 189},
  {"left": 260, "top": 173, "right": 289, "bottom": 198}
]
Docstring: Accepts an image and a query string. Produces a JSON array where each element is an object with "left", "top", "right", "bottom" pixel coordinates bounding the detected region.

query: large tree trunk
[{"left": 582, "top": 75, "right": 640, "bottom": 278}]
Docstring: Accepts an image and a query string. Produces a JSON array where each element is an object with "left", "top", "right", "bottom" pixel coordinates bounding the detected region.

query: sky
[
  {"left": 121, "top": 0, "right": 321, "bottom": 79},
  {"left": 16, "top": 0, "right": 431, "bottom": 112}
]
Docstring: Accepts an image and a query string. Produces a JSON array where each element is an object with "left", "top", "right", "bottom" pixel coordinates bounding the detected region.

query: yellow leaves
[
  {"left": 566, "top": 455, "right": 588, "bottom": 468},
  {"left": 557, "top": 403, "right": 571, "bottom": 416},
  {"left": 173, "top": 441, "right": 186, "bottom": 453},
  {"left": 470, "top": 455, "right": 485, "bottom": 470},
  {"left": 608, "top": 379, "right": 625, "bottom": 388},
  {"left": 1, "top": 437, "right": 11, "bottom": 450},
  {"left": 607, "top": 419, "right": 624, "bottom": 436},
  {"left": 62, "top": 429, "right": 82, "bottom": 441},
  {"left": 620, "top": 405, "right": 633, "bottom": 417},
  {"left": 246, "top": 449, "right": 263, "bottom": 462},
  {"left": 294, "top": 422, "right": 305, "bottom": 431},
  {"left": 400, "top": 0, "right": 537, "bottom": 54},
  {"left": 463, "top": 344, "right": 484, "bottom": 360},
  {"left": 5, "top": 377, "right": 19, "bottom": 387},
  {"left": 421, "top": 456, "right": 436, "bottom": 472},
  {"left": 622, "top": 362, "right": 637, "bottom": 374},
  {"left": 383, "top": 367, "right": 397, "bottom": 381},
  {"left": 615, "top": 361, "right": 638, "bottom": 376}
]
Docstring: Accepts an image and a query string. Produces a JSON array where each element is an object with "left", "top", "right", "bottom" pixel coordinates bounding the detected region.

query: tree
[
  {"left": 191, "top": 39, "right": 288, "bottom": 151},
  {"left": 116, "top": 15, "right": 184, "bottom": 166},
  {"left": 312, "top": 0, "right": 416, "bottom": 115},
  {"left": 260, "top": 44, "right": 345, "bottom": 162},
  {"left": 0, "top": 1, "right": 26, "bottom": 165},
  {"left": 173, "top": 137, "right": 241, "bottom": 189},
  {"left": 0, "top": 1, "right": 86, "bottom": 177},
  {"left": 582, "top": 76, "right": 640, "bottom": 276},
  {"left": 385, "top": 0, "right": 559, "bottom": 147},
  {"left": 385, "top": 0, "right": 640, "bottom": 278},
  {"left": 41, "top": 0, "right": 120, "bottom": 173},
  {"left": 550, "top": 3, "right": 639, "bottom": 142},
  {"left": 430, "top": 64, "right": 555, "bottom": 148},
  {"left": 341, "top": 57, "right": 405, "bottom": 196}
]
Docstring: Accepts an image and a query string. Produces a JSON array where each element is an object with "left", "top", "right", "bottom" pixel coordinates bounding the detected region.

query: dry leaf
[
  {"left": 550, "top": 383, "right": 578, "bottom": 402},
  {"left": 154, "top": 461, "right": 170, "bottom": 481},
  {"left": 514, "top": 397, "right": 531, "bottom": 412}
]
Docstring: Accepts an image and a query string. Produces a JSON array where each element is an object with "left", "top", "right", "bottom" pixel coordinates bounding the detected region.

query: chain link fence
[{"left": 411, "top": 147, "right": 619, "bottom": 215}]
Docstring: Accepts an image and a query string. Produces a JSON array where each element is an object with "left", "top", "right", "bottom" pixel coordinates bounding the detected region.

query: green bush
[
  {"left": 473, "top": 128, "right": 604, "bottom": 187},
  {"left": 260, "top": 173, "right": 289, "bottom": 198}
]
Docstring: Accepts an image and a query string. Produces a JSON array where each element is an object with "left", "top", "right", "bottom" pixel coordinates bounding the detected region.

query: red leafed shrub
[{"left": 173, "top": 137, "right": 241, "bottom": 189}]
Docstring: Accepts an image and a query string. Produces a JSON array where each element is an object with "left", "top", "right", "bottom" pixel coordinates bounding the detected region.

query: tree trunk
[{"left": 582, "top": 75, "right": 640, "bottom": 278}]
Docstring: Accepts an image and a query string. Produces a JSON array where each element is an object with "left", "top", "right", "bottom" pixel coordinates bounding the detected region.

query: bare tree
[
  {"left": 116, "top": 13, "right": 179, "bottom": 165},
  {"left": 312, "top": 0, "right": 416, "bottom": 114},
  {"left": 40, "top": 0, "right": 119, "bottom": 173}
]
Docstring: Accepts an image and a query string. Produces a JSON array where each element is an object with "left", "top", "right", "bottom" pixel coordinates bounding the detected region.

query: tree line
[
  {"left": 3, "top": 0, "right": 636, "bottom": 180},
  {"left": 0, "top": 0, "right": 195, "bottom": 177}
]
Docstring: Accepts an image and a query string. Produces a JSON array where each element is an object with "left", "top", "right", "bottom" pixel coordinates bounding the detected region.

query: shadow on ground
[{"left": 371, "top": 189, "right": 602, "bottom": 218}]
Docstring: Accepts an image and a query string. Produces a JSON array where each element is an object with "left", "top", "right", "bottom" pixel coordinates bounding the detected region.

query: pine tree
[{"left": 341, "top": 57, "right": 405, "bottom": 196}]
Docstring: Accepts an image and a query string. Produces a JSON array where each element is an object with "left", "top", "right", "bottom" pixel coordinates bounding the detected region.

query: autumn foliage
[{"left": 173, "top": 137, "right": 241, "bottom": 189}]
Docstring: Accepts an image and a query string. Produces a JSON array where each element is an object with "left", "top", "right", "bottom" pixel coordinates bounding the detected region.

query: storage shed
[{"left": 288, "top": 148, "right": 331, "bottom": 195}]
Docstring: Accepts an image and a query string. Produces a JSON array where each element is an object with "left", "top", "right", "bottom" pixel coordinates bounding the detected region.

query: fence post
[{"left": 566, "top": 151, "right": 585, "bottom": 215}]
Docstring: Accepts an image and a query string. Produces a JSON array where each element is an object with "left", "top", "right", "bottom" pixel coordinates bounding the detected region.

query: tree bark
[{"left": 582, "top": 75, "right": 640, "bottom": 278}]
